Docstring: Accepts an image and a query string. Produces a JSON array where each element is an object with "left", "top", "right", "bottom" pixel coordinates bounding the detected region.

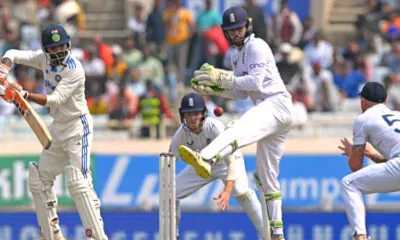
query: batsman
[
  {"left": 0, "top": 24, "right": 108, "bottom": 239},
  {"left": 180, "top": 7, "right": 294, "bottom": 240}
]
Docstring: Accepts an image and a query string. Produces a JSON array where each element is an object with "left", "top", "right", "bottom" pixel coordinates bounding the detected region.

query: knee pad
[
  {"left": 66, "top": 166, "right": 108, "bottom": 240},
  {"left": 28, "top": 162, "right": 63, "bottom": 240}
]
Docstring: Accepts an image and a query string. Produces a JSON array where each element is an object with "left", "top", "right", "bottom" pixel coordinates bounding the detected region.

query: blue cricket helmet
[
  {"left": 41, "top": 24, "right": 71, "bottom": 65},
  {"left": 179, "top": 92, "right": 208, "bottom": 124},
  {"left": 221, "top": 7, "right": 253, "bottom": 45},
  {"left": 41, "top": 24, "right": 70, "bottom": 49}
]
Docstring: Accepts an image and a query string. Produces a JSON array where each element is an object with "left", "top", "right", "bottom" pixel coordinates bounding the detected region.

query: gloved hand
[
  {"left": 191, "top": 78, "right": 222, "bottom": 96},
  {"left": 9, "top": 81, "right": 28, "bottom": 99},
  {"left": 2, "top": 87, "right": 17, "bottom": 103},
  {"left": 0, "top": 84, "right": 5, "bottom": 96},
  {"left": 0, "top": 63, "right": 10, "bottom": 82},
  {"left": 192, "top": 83, "right": 218, "bottom": 96},
  {"left": 194, "top": 63, "right": 234, "bottom": 89}
]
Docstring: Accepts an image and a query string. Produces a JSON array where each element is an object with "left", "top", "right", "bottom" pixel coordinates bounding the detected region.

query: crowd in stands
[{"left": 0, "top": 0, "right": 399, "bottom": 138}]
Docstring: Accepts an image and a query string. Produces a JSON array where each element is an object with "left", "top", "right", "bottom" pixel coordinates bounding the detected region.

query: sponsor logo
[
  {"left": 249, "top": 62, "right": 267, "bottom": 69},
  {"left": 186, "top": 140, "right": 194, "bottom": 146}
]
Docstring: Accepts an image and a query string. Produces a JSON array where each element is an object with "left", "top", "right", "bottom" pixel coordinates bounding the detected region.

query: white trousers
[
  {"left": 342, "top": 158, "right": 400, "bottom": 235},
  {"left": 39, "top": 114, "right": 94, "bottom": 186}
]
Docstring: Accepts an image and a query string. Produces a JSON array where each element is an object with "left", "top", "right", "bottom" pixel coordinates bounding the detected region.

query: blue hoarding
[
  {"left": 94, "top": 154, "right": 400, "bottom": 209},
  {"left": 1, "top": 212, "right": 399, "bottom": 239}
]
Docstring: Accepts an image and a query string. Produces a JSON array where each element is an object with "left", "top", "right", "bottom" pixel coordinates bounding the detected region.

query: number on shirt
[{"left": 382, "top": 114, "right": 400, "bottom": 133}]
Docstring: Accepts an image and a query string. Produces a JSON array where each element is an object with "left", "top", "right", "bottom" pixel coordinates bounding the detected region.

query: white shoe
[{"left": 178, "top": 145, "right": 211, "bottom": 178}]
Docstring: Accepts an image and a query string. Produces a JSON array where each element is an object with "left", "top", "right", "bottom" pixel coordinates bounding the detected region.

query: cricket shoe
[{"left": 178, "top": 145, "right": 211, "bottom": 178}]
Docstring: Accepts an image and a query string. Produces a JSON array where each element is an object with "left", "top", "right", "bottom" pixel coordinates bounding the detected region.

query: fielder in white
[
  {"left": 0, "top": 24, "right": 107, "bottom": 239},
  {"left": 339, "top": 82, "right": 400, "bottom": 240},
  {"left": 171, "top": 92, "right": 264, "bottom": 239},
  {"left": 178, "top": 7, "right": 294, "bottom": 240}
]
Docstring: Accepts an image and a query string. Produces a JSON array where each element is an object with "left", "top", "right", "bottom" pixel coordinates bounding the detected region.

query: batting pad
[
  {"left": 28, "top": 162, "right": 63, "bottom": 240},
  {"left": 65, "top": 166, "right": 108, "bottom": 240}
]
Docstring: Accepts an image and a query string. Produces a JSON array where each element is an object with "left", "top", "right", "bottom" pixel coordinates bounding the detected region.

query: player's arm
[
  {"left": 213, "top": 154, "right": 237, "bottom": 211},
  {"left": 348, "top": 144, "right": 365, "bottom": 172},
  {"left": 2, "top": 49, "right": 43, "bottom": 70},
  {"left": 339, "top": 137, "right": 387, "bottom": 164}
]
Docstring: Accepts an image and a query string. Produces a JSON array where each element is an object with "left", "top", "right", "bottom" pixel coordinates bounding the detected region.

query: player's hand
[
  {"left": 192, "top": 83, "right": 218, "bottom": 96},
  {"left": 0, "top": 84, "right": 5, "bottom": 96},
  {"left": 338, "top": 137, "right": 352, "bottom": 157},
  {"left": 9, "top": 81, "right": 28, "bottom": 99},
  {"left": 213, "top": 190, "right": 231, "bottom": 211},
  {"left": 194, "top": 63, "right": 234, "bottom": 89},
  {"left": 0, "top": 63, "right": 10, "bottom": 82},
  {"left": 2, "top": 87, "right": 17, "bottom": 103}
]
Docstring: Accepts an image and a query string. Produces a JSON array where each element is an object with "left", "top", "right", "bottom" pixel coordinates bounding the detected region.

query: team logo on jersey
[
  {"left": 229, "top": 13, "right": 235, "bottom": 23},
  {"left": 233, "top": 60, "right": 237, "bottom": 67},
  {"left": 206, "top": 138, "right": 211, "bottom": 145},
  {"left": 186, "top": 140, "right": 194, "bottom": 146},
  {"left": 55, "top": 74, "right": 62, "bottom": 82}
]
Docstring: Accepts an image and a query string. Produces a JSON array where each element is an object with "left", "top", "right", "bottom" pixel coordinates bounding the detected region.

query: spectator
[
  {"left": 334, "top": 61, "right": 366, "bottom": 98},
  {"left": 125, "top": 68, "right": 146, "bottom": 97},
  {"left": 108, "top": 80, "right": 139, "bottom": 130},
  {"left": 108, "top": 44, "right": 128, "bottom": 83},
  {"left": 388, "top": 41, "right": 400, "bottom": 74},
  {"left": 138, "top": 44, "right": 165, "bottom": 89},
  {"left": 270, "top": 0, "right": 303, "bottom": 46},
  {"left": 310, "top": 62, "right": 341, "bottom": 112},
  {"left": 128, "top": 3, "right": 147, "bottom": 48},
  {"left": 380, "top": 10, "right": 400, "bottom": 40},
  {"left": 276, "top": 43, "right": 301, "bottom": 86},
  {"left": 82, "top": 45, "right": 106, "bottom": 99},
  {"left": 122, "top": 37, "right": 143, "bottom": 70},
  {"left": 384, "top": 74, "right": 400, "bottom": 111},
  {"left": 163, "top": 0, "right": 194, "bottom": 85},
  {"left": 189, "top": 0, "right": 222, "bottom": 78},
  {"left": 303, "top": 31, "right": 334, "bottom": 69},
  {"left": 146, "top": 0, "right": 165, "bottom": 49},
  {"left": 243, "top": 0, "right": 267, "bottom": 40},
  {"left": 299, "top": 16, "right": 318, "bottom": 49},
  {"left": 135, "top": 80, "right": 175, "bottom": 138},
  {"left": 93, "top": 34, "right": 114, "bottom": 77}
]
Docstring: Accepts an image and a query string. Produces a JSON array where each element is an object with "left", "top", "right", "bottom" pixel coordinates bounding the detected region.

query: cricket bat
[{"left": 1, "top": 80, "right": 52, "bottom": 149}]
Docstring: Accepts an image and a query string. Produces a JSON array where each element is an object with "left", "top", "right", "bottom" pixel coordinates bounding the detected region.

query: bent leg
[{"left": 342, "top": 161, "right": 400, "bottom": 236}]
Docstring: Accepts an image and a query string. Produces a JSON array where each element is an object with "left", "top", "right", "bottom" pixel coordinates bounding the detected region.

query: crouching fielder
[
  {"left": 338, "top": 82, "right": 400, "bottom": 240},
  {"left": 0, "top": 24, "right": 107, "bottom": 239},
  {"left": 170, "top": 93, "right": 265, "bottom": 239}
]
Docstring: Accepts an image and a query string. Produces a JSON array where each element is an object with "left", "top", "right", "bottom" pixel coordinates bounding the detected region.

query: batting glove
[
  {"left": 9, "top": 81, "right": 28, "bottom": 99},
  {"left": 0, "top": 63, "right": 10, "bottom": 82},
  {"left": 0, "top": 84, "right": 5, "bottom": 96},
  {"left": 2, "top": 87, "right": 17, "bottom": 103},
  {"left": 194, "top": 63, "right": 234, "bottom": 89}
]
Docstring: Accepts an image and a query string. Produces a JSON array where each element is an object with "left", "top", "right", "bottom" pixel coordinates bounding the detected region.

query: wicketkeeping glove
[
  {"left": 191, "top": 78, "right": 223, "bottom": 96},
  {"left": 194, "top": 63, "right": 234, "bottom": 89}
]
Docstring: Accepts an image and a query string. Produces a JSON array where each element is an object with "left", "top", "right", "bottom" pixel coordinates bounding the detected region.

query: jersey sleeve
[
  {"left": 233, "top": 40, "right": 271, "bottom": 91},
  {"left": 353, "top": 115, "right": 367, "bottom": 145},
  {"left": 3, "top": 49, "right": 44, "bottom": 70},
  {"left": 45, "top": 66, "right": 85, "bottom": 107}
]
